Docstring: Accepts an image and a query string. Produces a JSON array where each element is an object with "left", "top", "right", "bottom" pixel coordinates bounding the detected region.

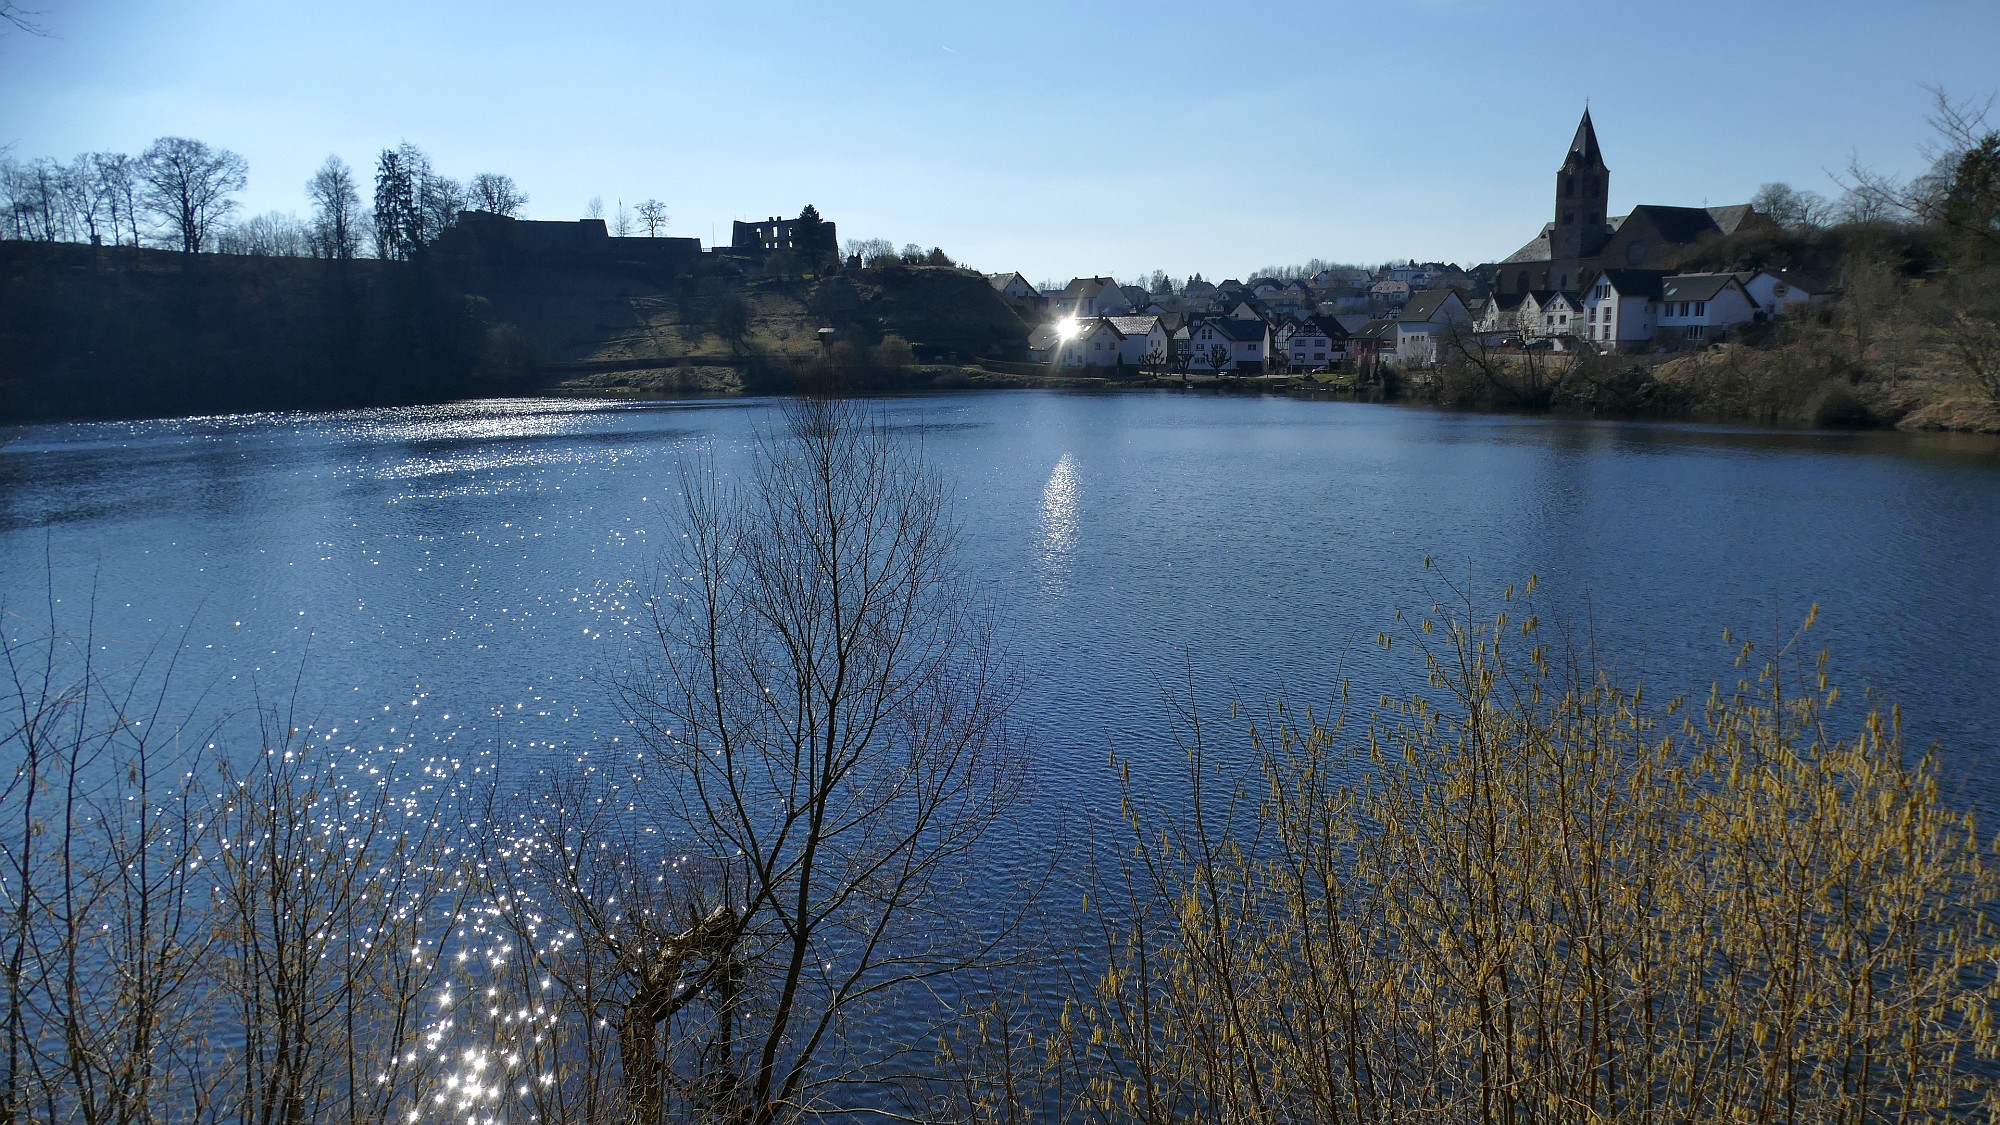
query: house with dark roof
[
  {"left": 1186, "top": 316, "right": 1271, "bottom": 371},
  {"left": 1395, "top": 290, "right": 1471, "bottom": 364},
  {"left": 1283, "top": 316, "right": 1353, "bottom": 370},
  {"left": 1581, "top": 269, "right": 1667, "bottom": 348},
  {"left": 1495, "top": 110, "right": 1771, "bottom": 297},
  {"left": 1735, "top": 268, "right": 1836, "bottom": 319},
  {"left": 987, "top": 272, "right": 1040, "bottom": 301},
  {"left": 1051, "top": 277, "right": 1131, "bottom": 318},
  {"left": 1658, "top": 273, "right": 1758, "bottom": 342}
]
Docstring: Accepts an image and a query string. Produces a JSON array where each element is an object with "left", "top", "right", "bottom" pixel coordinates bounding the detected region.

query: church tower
[{"left": 1549, "top": 108, "right": 1610, "bottom": 263}]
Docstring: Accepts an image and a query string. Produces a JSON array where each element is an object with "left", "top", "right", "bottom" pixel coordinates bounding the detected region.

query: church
[{"left": 1494, "top": 110, "right": 1768, "bottom": 296}]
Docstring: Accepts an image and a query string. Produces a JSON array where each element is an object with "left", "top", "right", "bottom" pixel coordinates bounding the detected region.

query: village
[{"left": 993, "top": 111, "right": 1838, "bottom": 379}]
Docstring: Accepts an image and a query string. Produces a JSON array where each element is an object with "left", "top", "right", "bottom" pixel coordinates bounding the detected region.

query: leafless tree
[
  {"left": 138, "top": 135, "right": 248, "bottom": 253},
  {"left": 606, "top": 398, "right": 1025, "bottom": 1122},
  {"left": 635, "top": 199, "right": 670, "bottom": 237},
  {"left": 305, "top": 155, "right": 362, "bottom": 259},
  {"left": 1750, "top": 181, "right": 1832, "bottom": 231},
  {"left": 612, "top": 200, "right": 632, "bottom": 238},
  {"left": 419, "top": 171, "right": 466, "bottom": 240},
  {"left": 584, "top": 196, "right": 604, "bottom": 221},
  {"left": 205, "top": 722, "right": 467, "bottom": 1125},
  {"left": 1, "top": 614, "right": 218, "bottom": 1125},
  {"left": 0, "top": 1, "right": 45, "bottom": 35},
  {"left": 467, "top": 172, "right": 528, "bottom": 217},
  {"left": 214, "top": 210, "right": 311, "bottom": 256},
  {"left": 0, "top": 156, "right": 64, "bottom": 241},
  {"left": 90, "top": 152, "right": 141, "bottom": 246},
  {"left": 1844, "top": 84, "right": 2000, "bottom": 255},
  {"left": 843, "top": 238, "right": 895, "bottom": 268}
]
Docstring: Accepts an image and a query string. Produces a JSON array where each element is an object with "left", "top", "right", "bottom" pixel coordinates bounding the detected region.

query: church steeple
[{"left": 1550, "top": 108, "right": 1611, "bottom": 265}]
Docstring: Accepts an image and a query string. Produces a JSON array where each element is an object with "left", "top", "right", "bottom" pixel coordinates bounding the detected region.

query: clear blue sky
[{"left": 2, "top": 0, "right": 1996, "bottom": 282}]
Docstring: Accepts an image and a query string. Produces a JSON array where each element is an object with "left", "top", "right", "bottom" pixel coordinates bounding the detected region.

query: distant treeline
[{"left": 0, "top": 136, "right": 663, "bottom": 263}]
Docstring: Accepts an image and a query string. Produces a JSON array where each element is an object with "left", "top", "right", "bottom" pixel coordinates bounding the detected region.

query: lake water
[{"left": 5, "top": 389, "right": 2000, "bottom": 891}]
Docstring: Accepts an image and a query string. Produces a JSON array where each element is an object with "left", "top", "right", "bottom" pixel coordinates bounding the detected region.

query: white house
[
  {"left": 1186, "top": 317, "right": 1271, "bottom": 371},
  {"left": 1522, "top": 290, "right": 1583, "bottom": 341},
  {"left": 1735, "top": 269, "right": 1834, "bottom": 320},
  {"left": 1284, "top": 316, "right": 1351, "bottom": 370},
  {"left": 1104, "top": 314, "right": 1172, "bottom": 367},
  {"left": 1386, "top": 263, "right": 1434, "bottom": 287},
  {"left": 1581, "top": 269, "right": 1666, "bottom": 348},
  {"left": 1051, "top": 277, "right": 1131, "bottom": 318},
  {"left": 1659, "top": 274, "right": 1758, "bottom": 342},
  {"left": 1394, "top": 290, "right": 1471, "bottom": 365},
  {"left": 986, "top": 272, "right": 1040, "bottom": 301}
]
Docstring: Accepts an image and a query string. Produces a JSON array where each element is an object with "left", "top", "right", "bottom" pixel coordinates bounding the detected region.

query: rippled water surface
[{"left": 5, "top": 390, "right": 2000, "bottom": 875}]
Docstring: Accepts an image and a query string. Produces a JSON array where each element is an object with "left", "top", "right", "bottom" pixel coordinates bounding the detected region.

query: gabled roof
[
  {"left": 1334, "top": 313, "right": 1374, "bottom": 333},
  {"left": 987, "top": 271, "right": 1035, "bottom": 293},
  {"left": 1596, "top": 269, "right": 1667, "bottom": 299},
  {"left": 1287, "top": 315, "right": 1351, "bottom": 342},
  {"left": 1622, "top": 205, "right": 1725, "bottom": 246},
  {"left": 1738, "top": 266, "right": 1837, "bottom": 295},
  {"left": 1398, "top": 289, "right": 1464, "bottom": 324},
  {"left": 1352, "top": 318, "right": 1397, "bottom": 340},
  {"left": 1028, "top": 325, "right": 1063, "bottom": 350},
  {"left": 1105, "top": 315, "right": 1163, "bottom": 337},
  {"left": 1057, "top": 276, "right": 1114, "bottom": 300},
  {"left": 1706, "top": 204, "right": 1760, "bottom": 235},
  {"left": 1196, "top": 317, "right": 1269, "bottom": 342},
  {"left": 1660, "top": 274, "right": 1740, "bottom": 303}
]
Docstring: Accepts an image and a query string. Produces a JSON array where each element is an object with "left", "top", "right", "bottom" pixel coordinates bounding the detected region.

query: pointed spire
[{"left": 1567, "top": 107, "right": 1604, "bottom": 169}]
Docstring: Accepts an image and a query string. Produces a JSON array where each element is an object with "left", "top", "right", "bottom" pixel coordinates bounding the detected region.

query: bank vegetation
[{"left": 4, "top": 408, "right": 1997, "bottom": 1124}]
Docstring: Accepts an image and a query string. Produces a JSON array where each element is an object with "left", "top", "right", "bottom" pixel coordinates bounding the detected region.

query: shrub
[{"left": 1085, "top": 580, "right": 2000, "bottom": 1123}]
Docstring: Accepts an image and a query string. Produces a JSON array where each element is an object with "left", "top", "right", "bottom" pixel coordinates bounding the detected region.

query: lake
[{"left": 5, "top": 389, "right": 2000, "bottom": 889}]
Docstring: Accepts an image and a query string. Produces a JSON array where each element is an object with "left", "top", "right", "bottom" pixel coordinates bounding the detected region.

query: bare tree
[
  {"left": 305, "top": 155, "right": 362, "bottom": 259},
  {"left": 467, "top": 171, "right": 528, "bottom": 217},
  {"left": 214, "top": 210, "right": 311, "bottom": 256},
  {"left": 418, "top": 171, "right": 465, "bottom": 240},
  {"left": 138, "top": 135, "right": 248, "bottom": 253},
  {"left": 1844, "top": 84, "right": 2000, "bottom": 256},
  {"left": 0, "top": 156, "right": 64, "bottom": 241},
  {"left": 584, "top": 195, "right": 604, "bottom": 221},
  {"left": 635, "top": 198, "right": 670, "bottom": 237},
  {"left": 843, "top": 237, "right": 895, "bottom": 268},
  {"left": 1750, "top": 181, "right": 1832, "bottom": 232},
  {"left": 610, "top": 398, "right": 1025, "bottom": 1122},
  {"left": 90, "top": 152, "right": 141, "bottom": 246},
  {"left": 611, "top": 199, "right": 632, "bottom": 238},
  {"left": 0, "top": 1, "right": 45, "bottom": 35},
  {"left": 57, "top": 154, "right": 109, "bottom": 244}
]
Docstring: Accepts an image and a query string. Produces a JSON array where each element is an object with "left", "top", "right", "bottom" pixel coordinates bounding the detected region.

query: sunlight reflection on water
[{"left": 1036, "top": 453, "right": 1079, "bottom": 591}]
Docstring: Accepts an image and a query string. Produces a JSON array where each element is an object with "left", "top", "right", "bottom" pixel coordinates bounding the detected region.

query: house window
[
  {"left": 1694, "top": 301, "right": 1706, "bottom": 317},
  {"left": 1689, "top": 324, "right": 1705, "bottom": 340}
]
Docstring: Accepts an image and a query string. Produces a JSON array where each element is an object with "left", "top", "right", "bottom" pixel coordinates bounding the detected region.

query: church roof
[
  {"left": 1622, "top": 205, "right": 1726, "bottom": 245},
  {"left": 1565, "top": 109, "right": 1605, "bottom": 170},
  {"left": 1706, "top": 204, "right": 1760, "bottom": 235},
  {"left": 1503, "top": 223, "right": 1555, "bottom": 263}
]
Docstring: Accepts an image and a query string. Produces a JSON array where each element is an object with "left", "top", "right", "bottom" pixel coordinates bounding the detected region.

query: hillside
[{"left": 0, "top": 244, "right": 1030, "bottom": 423}]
